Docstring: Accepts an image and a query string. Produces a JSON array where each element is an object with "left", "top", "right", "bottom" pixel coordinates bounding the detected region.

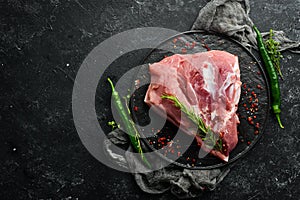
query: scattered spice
[
  {"left": 255, "top": 123, "right": 260, "bottom": 129},
  {"left": 191, "top": 41, "right": 196, "bottom": 49},
  {"left": 202, "top": 43, "right": 211, "bottom": 51},
  {"left": 257, "top": 84, "right": 262, "bottom": 89},
  {"left": 257, "top": 71, "right": 261, "bottom": 75},
  {"left": 239, "top": 80, "right": 263, "bottom": 138}
]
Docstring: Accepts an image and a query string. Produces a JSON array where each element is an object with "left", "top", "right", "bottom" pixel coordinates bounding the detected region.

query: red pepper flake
[
  {"left": 247, "top": 141, "right": 251, "bottom": 145},
  {"left": 135, "top": 79, "right": 140, "bottom": 86},
  {"left": 243, "top": 103, "right": 247, "bottom": 107},
  {"left": 253, "top": 115, "right": 257, "bottom": 119},
  {"left": 249, "top": 97, "right": 253, "bottom": 102},
  {"left": 186, "top": 157, "right": 190, "bottom": 161},
  {"left": 167, "top": 141, "right": 172, "bottom": 147},
  {"left": 257, "top": 71, "right": 261, "bottom": 75},
  {"left": 243, "top": 83, "right": 247, "bottom": 89},
  {"left": 171, "top": 149, "right": 175, "bottom": 154},
  {"left": 192, "top": 158, "right": 196, "bottom": 163},
  {"left": 220, "top": 132, "right": 224, "bottom": 137},
  {"left": 133, "top": 106, "right": 138, "bottom": 111},
  {"left": 173, "top": 38, "right": 178, "bottom": 44},
  {"left": 247, "top": 88, "right": 250, "bottom": 92},
  {"left": 255, "top": 122, "right": 260, "bottom": 128},
  {"left": 247, "top": 117, "right": 253, "bottom": 122},
  {"left": 177, "top": 152, "right": 181, "bottom": 157},
  {"left": 181, "top": 48, "right": 187, "bottom": 54},
  {"left": 185, "top": 42, "right": 190, "bottom": 47},
  {"left": 252, "top": 103, "right": 258, "bottom": 108},
  {"left": 257, "top": 84, "right": 262, "bottom": 89},
  {"left": 190, "top": 41, "right": 196, "bottom": 49},
  {"left": 202, "top": 43, "right": 211, "bottom": 51},
  {"left": 149, "top": 141, "right": 153, "bottom": 145},
  {"left": 254, "top": 130, "right": 259, "bottom": 135}
]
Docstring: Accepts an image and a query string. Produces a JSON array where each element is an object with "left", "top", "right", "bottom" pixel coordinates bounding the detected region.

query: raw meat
[{"left": 144, "top": 50, "right": 242, "bottom": 161}]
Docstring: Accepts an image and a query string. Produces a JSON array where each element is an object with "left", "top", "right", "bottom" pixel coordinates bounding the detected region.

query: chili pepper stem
[
  {"left": 107, "top": 78, "right": 115, "bottom": 91},
  {"left": 275, "top": 114, "right": 284, "bottom": 129}
]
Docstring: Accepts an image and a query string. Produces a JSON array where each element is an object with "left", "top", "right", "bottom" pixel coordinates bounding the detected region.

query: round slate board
[{"left": 130, "top": 31, "right": 270, "bottom": 169}]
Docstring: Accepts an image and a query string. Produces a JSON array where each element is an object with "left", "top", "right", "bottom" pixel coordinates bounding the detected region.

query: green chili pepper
[
  {"left": 253, "top": 26, "right": 284, "bottom": 128},
  {"left": 107, "top": 78, "right": 151, "bottom": 167}
]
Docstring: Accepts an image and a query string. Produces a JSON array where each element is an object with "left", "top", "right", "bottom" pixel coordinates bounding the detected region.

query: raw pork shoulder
[{"left": 144, "top": 50, "right": 242, "bottom": 161}]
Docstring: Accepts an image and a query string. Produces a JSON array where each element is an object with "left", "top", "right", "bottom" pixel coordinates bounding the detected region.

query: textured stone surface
[{"left": 0, "top": 0, "right": 299, "bottom": 199}]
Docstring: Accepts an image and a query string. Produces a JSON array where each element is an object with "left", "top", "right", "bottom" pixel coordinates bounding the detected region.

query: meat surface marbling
[{"left": 144, "top": 50, "right": 242, "bottom": 161}]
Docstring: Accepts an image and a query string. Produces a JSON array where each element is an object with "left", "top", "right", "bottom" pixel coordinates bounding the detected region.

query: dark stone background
[{"left": 1, "top": 0, "right": 299, "bottom": 199}]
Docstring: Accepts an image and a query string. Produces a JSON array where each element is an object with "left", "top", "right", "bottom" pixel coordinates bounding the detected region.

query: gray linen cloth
[
  {"left": 104, "top": 129, "right": 231, "bottom": 199},
  {"left": 192, "top": 0, "right": 300, "bottom": 52},
  {"left": 103, "top": 0, "right": 300, "bottom": 198}
]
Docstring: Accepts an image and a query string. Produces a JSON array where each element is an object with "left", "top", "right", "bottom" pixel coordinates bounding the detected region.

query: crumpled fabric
[
  {"left": 103, "top": 129, "right": 231, "bottom": 199},
  {"left": 104, "top": 0, "right": 300, "bottom": 199},
  {"left": 192, "top": 0, "right": 300, "bottom": 53}
]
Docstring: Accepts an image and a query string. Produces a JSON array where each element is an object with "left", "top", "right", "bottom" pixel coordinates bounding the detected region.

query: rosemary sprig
[
  {"left": 265, "top": 29, "right": 284, "bottom": 79},
  {"left": 161, "top": 94, "right": 223, "bottom": 152}
]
